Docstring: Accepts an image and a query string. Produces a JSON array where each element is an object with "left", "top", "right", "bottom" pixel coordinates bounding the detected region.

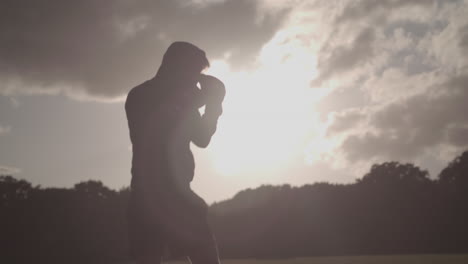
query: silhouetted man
[{"left": 125, "top": 42, "right": 225, "bottom": 264}]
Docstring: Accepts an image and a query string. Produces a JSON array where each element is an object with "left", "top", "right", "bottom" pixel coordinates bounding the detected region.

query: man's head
[{"left": 157, "top": 42, "right": 210, "bottom": 83}]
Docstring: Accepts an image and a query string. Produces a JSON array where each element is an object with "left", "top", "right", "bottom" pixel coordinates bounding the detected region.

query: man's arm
[
  {"left": 191, "top": 74, "right": 225, "bottom": 148},
  {"left": 191, "top": 109, "right": 220, "bottom": 148}
]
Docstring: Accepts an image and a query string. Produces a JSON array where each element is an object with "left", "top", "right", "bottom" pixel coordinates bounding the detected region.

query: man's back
[
  {"left": 125, "top": 77, "right": 198, "bottom": 190},
  {"left": 126, "top": 78, "right": 167, "bottom": 150}
]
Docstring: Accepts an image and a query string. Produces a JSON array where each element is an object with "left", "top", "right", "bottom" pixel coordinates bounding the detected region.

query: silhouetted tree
[
  {"left": 439, "top": 150, "right": 468, "bottom": 186},
  {"left": 0, "top": 175, "right": 33, "bottom": 206},
  {"left": 436, "top": 151, "right": 468, "bottom": 252},
  {"left": 1, "top": 152, "right": 468, "bottom": 262},
  {"left": 358, "top": 162, "right": 430, "bottom": 185}
]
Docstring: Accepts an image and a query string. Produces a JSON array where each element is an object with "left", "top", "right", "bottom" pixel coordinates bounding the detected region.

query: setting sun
[{"left": 203, "top": 40, "right": 327, "bottom": 176}]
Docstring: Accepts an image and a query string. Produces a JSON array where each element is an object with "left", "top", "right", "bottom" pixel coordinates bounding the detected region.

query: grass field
[{"left": 167, "top": 254, "right": 468, "bottom": 264}]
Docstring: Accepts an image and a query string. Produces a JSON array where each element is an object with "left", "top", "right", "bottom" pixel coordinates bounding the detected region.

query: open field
[{"left": 167, "top": 255, "right": 468, "bottom": 264}]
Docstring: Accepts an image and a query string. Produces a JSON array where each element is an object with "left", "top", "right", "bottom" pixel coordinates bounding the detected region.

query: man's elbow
[{"left": 192, "top": 137, "right": 211, "bottom": 148}]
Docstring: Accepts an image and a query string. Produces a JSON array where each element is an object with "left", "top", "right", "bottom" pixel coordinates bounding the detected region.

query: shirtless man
[{"left": 125, "top": 42, "right": 225, "bottom": 264}]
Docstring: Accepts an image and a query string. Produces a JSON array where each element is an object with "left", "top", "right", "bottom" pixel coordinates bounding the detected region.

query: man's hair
[{"left": 158, "top": 42, "right": 210, "bottom": 76}]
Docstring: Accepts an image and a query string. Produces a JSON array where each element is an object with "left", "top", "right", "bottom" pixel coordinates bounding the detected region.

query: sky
[{"left": 1, "top": 0, "right": 468, "bottom": 203}]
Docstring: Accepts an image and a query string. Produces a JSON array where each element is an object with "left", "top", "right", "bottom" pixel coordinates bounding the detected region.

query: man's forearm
[
  {"left": 191, "top": 108, "right": 220, "bottom": 148},
  {"left": 193, "top": 74, "right": 225, "bottom": 147}
]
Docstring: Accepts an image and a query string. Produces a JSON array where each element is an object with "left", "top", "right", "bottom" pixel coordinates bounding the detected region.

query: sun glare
[{"left": 203, "top": 41, "right": 329, "bottom": 177}]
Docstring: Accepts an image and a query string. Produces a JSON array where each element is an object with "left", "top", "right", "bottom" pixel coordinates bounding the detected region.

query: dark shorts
[{"left": 127, "top": 190, "right": 219, "bottom": 263}]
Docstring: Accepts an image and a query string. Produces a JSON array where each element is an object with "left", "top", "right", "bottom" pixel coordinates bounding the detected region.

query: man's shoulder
[
  {"left": 126, "top": 79, "right": 157, "bottom": 106},
  {"left": 128, "top": 80, "right": 151, "bottom": 98}
]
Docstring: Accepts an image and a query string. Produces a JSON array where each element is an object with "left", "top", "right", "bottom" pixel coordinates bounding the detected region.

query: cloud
[
  {"left": 425, "top": 1, "right": 468, "bottom": 74},
  {"left": 308, "top": 0, "right": 440, "bottom": 88},
  {"left": 0, "top": 0, "right": 291, "bottom": 101},
  {"left": 311, "top": 28, "right": 376, "bottom": 86},
  {"left": 335, "top": 0, "right": 433, "bottom": 25},
  {"left": 0, "top": 165, "right": 21, "bottom": 175},
  {"left": 326, "top": 108, "right": 367, "bottom": 136},
  {"left": 447, "top": 124, "right": 468, "bottom": 146},
  {"left": 327, "top": 71, "right": 468, "bottom": 167},
  {"left": 297, "top": 0, "right": 468, "bottom": 175}
]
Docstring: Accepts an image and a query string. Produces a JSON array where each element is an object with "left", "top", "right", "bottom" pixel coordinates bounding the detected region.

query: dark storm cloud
[
  {"left": 339, "top": 74, "right": 468, "bottom": 162},
  {"left": 0, "top": 0, "right": 290, "bottom": 99}
]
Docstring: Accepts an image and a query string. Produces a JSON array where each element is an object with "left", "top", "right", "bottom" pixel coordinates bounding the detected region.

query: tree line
[{"left": 1, "top": 151, "right": 468, "bottom": 263}]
